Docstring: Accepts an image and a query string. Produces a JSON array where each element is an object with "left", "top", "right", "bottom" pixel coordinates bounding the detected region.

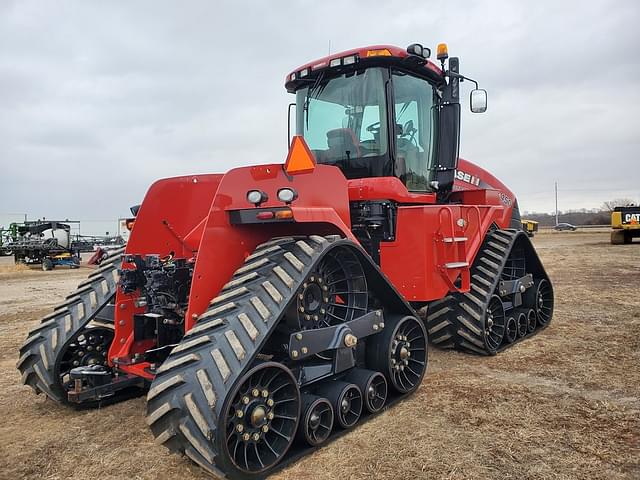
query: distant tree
[{"left": 602, "top": 198, "right": 635, "bottom": 211}]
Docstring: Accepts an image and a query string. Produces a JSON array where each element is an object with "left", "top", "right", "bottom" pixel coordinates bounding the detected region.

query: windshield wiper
[{"left": 304, "top": 71, "right": 327, "bottom": 129}]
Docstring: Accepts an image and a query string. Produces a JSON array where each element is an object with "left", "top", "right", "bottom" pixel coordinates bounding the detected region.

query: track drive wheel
[
  {"left": 367, "top": 315, "right": 427, "bottom": 394},
  {"left": 220, "top": 362, "right": 300, "bottom": 477}
]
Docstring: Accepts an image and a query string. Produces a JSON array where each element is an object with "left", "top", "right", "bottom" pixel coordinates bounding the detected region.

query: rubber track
[
  {"left": 16, "top": 247, "right": 125, "bottom": 402},
  {"left": 145, "top": 235, "right": 341, "bottom": 478},
  {"left": 425, "top": 229, "right": 548, "bottom": 355}
]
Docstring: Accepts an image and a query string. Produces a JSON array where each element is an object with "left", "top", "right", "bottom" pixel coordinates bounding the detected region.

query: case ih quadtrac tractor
[{"left": 17, "top": 43, "right": 553, "bottom": 478}]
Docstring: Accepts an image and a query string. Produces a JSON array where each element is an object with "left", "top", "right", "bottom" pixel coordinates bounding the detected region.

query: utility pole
[{"left": 554, "top": 181, "right": 558, "bottom": 226}]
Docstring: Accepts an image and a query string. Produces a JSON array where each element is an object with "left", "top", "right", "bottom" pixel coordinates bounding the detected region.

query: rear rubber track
[
  {"left": 146, "top": 235, "right": 342, "bottom": 477},
  {"left": 16, "top": 247, "right": 124, "bottom": 402},
  {"left": 425, "top": 229, "right": 550, "bottom": 355}
]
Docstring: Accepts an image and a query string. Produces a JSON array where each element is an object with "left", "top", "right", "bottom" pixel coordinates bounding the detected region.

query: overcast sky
[{"left": 1, "top": 0, "right": 638, "bottom": 234}]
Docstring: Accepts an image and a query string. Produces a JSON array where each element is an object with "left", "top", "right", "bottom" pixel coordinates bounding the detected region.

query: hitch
[{"left": 67, "top": 365, "right": 146, "bottom": 404}]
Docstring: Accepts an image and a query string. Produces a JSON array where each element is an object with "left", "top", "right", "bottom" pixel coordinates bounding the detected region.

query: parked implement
[
  {"left": 611, "top": 205, "right": 640, "bottom": 244},
  {"left": 17, "top": 43, "right": 553, "bottom": 478},
  {"left": 1, "top": 220, "right": 81, "bottom": 269}
]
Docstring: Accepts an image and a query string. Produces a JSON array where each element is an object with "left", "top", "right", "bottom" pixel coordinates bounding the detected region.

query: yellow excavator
[{"left": 611, "top": 205, "right": 640, "bottom": 244}]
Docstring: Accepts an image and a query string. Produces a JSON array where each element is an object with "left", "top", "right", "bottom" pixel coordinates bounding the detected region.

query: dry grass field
[{"left": 0, "top": 231, "right": 638, "bottom": 480}]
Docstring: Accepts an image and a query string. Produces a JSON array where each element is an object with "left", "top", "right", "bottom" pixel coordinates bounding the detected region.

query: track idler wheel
[
  {"left": 345, "top": 368, "right": 388, "bottom": 413},
  {"left": 298, "top": 395, "right": 334, "bottom": 446},
  {"left": 221, "top": 362, "right": 300, "bottom": 476},
  {"left": 484, "top": 295, "right": 506, "bottom": 353},
  {"left": 524, "top": 278, "right": 554, "bottom": 327},
  {"left": 525, "top": 308, "right": 537, "bottom": 334},
  {"left": 533, "top": 279, "right": 553, "bottom": 326},
  {"left": 505, "top": 316, "right": 517, "bottom": 344},
  {"left": 325, "top": 381, "right": 362, "bottom": 429},
  {"left": 516, "top": 311, "right": 528, "bottom": 338},
  {"left": 367, "top": 314, "right": 428, "bottom": 394}
]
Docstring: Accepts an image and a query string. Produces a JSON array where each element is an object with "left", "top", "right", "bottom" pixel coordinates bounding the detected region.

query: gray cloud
[{"left": 1, "top": 0, "right": 638, "bottom": 233}]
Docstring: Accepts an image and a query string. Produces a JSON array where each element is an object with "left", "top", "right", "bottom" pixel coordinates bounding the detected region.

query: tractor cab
[{"left": 286, "top": 44, "right": 487, "bottom": 195}]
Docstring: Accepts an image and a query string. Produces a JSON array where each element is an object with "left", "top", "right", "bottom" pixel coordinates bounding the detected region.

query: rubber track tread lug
[
  {"left": 425, "top": 229, "right": 551, "bottom": 355},
  {"left": 145, "top": 235, "right": 347, "bottom": 475},
  {"left": 16, "top": 256, "right": 121, "bottom": 401}
]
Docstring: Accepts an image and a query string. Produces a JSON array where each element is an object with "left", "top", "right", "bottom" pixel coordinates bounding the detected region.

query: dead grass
[
  {"left": 0, "top": 232, "right": 638, "bottom": 479},
  {"left": 0, "top": 262, "right": 30, "bottom": 275}
]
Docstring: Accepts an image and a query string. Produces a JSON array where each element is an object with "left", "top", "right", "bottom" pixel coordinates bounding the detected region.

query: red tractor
[{"left": 17, "top": 43, "right": 553, "bottom": 478}]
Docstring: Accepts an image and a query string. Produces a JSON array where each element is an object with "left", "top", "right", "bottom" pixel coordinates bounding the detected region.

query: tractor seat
[{"left": 326, "top": 128, "right": 361, "bottom": 161}]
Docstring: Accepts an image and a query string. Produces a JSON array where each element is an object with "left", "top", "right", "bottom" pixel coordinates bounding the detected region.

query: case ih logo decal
[
  {"left": 455, "top": 170, "right": 481, "bottom": 186},
  {"left": 455, "top": 170, "right": 513, "bottom": 207}
]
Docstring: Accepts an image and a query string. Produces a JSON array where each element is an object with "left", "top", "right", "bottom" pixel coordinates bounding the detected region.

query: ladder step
[
  {"left": 445, "top": 261, "right": 469, "bottom": 269},
  {"left": 443, "top": 237, "right": 468, "bottom": 243}
]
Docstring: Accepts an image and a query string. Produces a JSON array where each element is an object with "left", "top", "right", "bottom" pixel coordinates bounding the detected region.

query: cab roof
[{"left": 285, "top": 44, "right": 444, "bottom": 93}]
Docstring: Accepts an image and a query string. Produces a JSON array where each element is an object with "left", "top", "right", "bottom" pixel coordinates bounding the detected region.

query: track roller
[
  {"left": 525, "top": 308, "right": 537, "bottom": 334},
  {"left": 505, "top": 316, "right": 517, "bottom": 344},
  {"left": 367, "top": 314, "right": 428, "bottom": 394},
  {"left": 297, "top": 394, "right": 334, "bottom": 446},
  {"left": 516, "top": 311, "right": 528, "bottom": 338},
  {"left": 325, "top": 381, "right": 362, "bottom": 429},
  {"left": 345, "top": 368, "right": 387, "bottom": 413}
]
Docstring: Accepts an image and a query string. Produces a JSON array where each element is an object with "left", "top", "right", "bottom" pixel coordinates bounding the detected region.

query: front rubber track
[
  {"left": 425, "top": 229, "right": 552, "bottom": 355},
  {"left": 16, "top": 247, "right": 124, "bottom": 402},
  {"left": 146, "top": 235, "right": 347, "bottom": 478}
]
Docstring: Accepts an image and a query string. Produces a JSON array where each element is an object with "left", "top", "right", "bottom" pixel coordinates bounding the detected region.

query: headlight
[
  {"left": 247, "top": 190, "right": 268, "bottom": 205},
  {"left": 277, "top": 188, "right": 298, "bottom": 204}
]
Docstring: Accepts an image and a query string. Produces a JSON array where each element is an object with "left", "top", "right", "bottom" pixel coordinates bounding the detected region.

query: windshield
[{"left": 296, "top": 68, "right": 391, "bottom": 179}]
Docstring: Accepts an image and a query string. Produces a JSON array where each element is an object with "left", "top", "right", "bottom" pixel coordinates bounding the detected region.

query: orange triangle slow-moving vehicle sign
[{"left": 284, "top": 136, "right": 316, "bottom": 175}]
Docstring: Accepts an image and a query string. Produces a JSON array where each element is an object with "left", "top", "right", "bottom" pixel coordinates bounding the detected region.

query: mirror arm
[{"left": 445, "top": 70, "right": 479, "bottom": 90}]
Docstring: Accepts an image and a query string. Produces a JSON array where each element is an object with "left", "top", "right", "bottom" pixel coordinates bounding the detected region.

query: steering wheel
[
  {"left": 366, "top": 121, "right": 381, "bottom": 135},
  {"left": 403, "top": 120, "right": 418, "bottom": 145}
]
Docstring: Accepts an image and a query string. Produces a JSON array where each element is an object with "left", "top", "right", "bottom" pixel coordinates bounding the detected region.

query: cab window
[{"left": 392, "top": 71, "right": 437, "bottom": 191}]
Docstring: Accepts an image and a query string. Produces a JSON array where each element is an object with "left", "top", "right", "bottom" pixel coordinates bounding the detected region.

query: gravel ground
[{"left": 0, "top": 230, "right": 638, "bottom": 480}]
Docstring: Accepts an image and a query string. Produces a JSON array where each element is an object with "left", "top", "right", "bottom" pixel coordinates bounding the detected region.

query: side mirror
[{"left": 470, "top": 89, "right": 487, "bottom": 113}]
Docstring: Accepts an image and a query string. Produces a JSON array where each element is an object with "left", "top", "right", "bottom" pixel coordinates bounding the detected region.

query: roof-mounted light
[
  {"left": 329, "top": 58, "right": 342, "bottom": 67},
  {"left": 437, "top": 43, "right": 449, "bottom": 61},
  {"left": 299, "top": 68, "right": 309, "bottom": 78},
  {"left": 342, "top": 55, "right": 357, "bottom": 66},
  {"left": 406, "top": 43, "right": 431, "bottom": 58},
  {"left": 366, "top": 48, "right": 392, "bottom": 57}
]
